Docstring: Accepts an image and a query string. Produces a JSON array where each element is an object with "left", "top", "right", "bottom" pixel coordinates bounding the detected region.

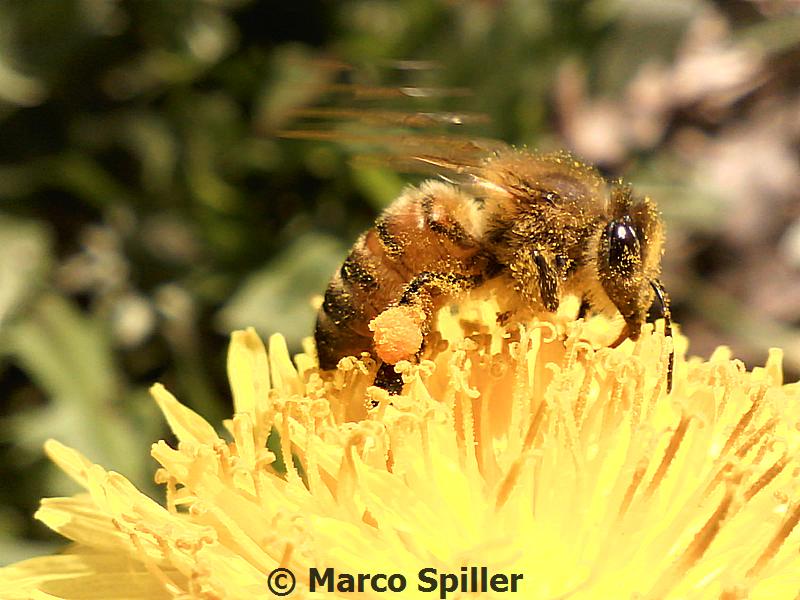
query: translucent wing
[{"left": 277, "top": 58, "right": 508, "bottom": 182}]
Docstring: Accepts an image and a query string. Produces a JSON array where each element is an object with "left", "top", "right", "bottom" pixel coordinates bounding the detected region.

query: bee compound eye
[{"left": 606, "top": 217, "right": 641, "bottom": 274}]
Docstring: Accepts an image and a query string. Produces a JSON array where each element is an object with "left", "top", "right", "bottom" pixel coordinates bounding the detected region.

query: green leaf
[
  {"left": 0, "top": 215, "right": 51, "bottom": 331},
  {"left": 2, "top": 295, "right": 159, "bottom": 490},
  {"left": 217, "top": 232, "right": 348, "bottom": 351}
]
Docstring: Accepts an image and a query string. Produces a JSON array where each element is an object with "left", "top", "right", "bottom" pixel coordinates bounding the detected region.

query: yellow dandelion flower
[{"left": 1, "top": 297, "right": 800, "bottom": 599}]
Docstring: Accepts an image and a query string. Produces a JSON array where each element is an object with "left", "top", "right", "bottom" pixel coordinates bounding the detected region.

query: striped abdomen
[{"left": 315, "top": 180, "right": 484, "bottom": 369}]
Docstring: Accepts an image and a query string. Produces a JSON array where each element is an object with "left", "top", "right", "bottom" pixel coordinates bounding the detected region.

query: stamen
[
  {"left": 743, "top": 455, "right": 789, "bottom": 502},
  {"left": 645, "top": 415, "right": 691, "bottom": 497},
  {"left": 734, "top": 417, "right": 779, "bottom": 460},
  {"left": 720, "top": 385, "right": 767, "bottom": 458},
  {"left": 127, "top": 527, "right": 186, "bottom": 596},
  {"left": 747, "top": 501, "right": 800, "bottom": 578},
  {"left": 618, "top": 459, "right": 649, "bottom": 520},
  {"left": 573, "top": 359, "right": 594, "bottom": 425},
  {"left": 280, "top": 543, "right": 294, "bottom": 568},
  {"left": 648, "top": 487, "right": 735, "bottom": 598}
]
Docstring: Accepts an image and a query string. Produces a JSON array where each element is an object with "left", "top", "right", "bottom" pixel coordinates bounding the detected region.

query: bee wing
[
  {"left": 277, "top": 58, "right": 507, "bottom": 182},
  {"left": 286, "top": 107, "right": 490, "bottom": 128}
]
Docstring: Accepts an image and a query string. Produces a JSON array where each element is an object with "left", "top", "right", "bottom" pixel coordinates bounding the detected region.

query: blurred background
[{"left": 1, "top": 0, "right": 799, "bottom": 565}]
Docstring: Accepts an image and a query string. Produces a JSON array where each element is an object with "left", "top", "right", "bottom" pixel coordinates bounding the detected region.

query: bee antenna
[{"left": 649, "top": 279, "right": 673, "bottom": 393}]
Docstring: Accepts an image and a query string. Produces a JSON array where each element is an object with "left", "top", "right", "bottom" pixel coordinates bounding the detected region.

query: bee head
[{"left": 596, "top": 186, "right": 665, "bottom": 339}]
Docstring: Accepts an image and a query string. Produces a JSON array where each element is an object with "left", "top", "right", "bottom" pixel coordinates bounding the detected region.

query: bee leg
[
  {"left": 496, "top": 310, "right": 514, "bottom": 326},
  {"left": 609, "top": 324, "right": 631, "bottom": 349},
  {"left": 577, "top": 296, "right": 591, "bottom": 320},
  {"left": 398, "top": 271, "right": 484, "bottom": 307},
  {"left": 371, "top": 336, "right": 430, "bottom": 397},
  {"left": 532, "top": 250, "right": 560, "bottom": 312},
  {"left": 647, "top": 279, "right": 674, "bottom": 394},
  {"left": 369, "top": 271, "right": 484, "bottom": 392},
  {"left": 374, "top": 361, "right": 404, "bottom": 396}
]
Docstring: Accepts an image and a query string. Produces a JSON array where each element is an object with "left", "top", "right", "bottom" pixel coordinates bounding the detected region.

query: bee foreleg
[
  {"left": 647, "top": 279, "right": 674, "bottom": 394},
  {"left": 616, "top": 280, "right": 673, "bottom": 394},
  {"left": 531, "top": 249, "right": 560, "bottom": 312}
]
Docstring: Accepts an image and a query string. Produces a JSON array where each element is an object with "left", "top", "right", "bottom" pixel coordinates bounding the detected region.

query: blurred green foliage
[{"left": 1, "top": 0, "right": 799, "bottom": 566}]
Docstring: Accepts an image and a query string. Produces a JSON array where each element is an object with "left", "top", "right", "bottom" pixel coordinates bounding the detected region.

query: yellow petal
[
  {"left": 0, "top": 551, "right": 183, "bottom": 599},
  {"left": 227, "top": 328, "right": 270, "bottom": 421},
  {"left": 150, "top": 383, "right": 220, "bottom": 446}
]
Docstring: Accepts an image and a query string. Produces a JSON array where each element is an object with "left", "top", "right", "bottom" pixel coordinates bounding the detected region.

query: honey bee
[{"left": 314, "top": 147, "right": 673, "bottom": 394}]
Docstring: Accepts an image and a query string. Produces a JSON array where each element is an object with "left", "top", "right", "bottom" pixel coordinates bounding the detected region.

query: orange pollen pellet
[{"left": 369, "top": 306, "right": 425, "bottom": 364}]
